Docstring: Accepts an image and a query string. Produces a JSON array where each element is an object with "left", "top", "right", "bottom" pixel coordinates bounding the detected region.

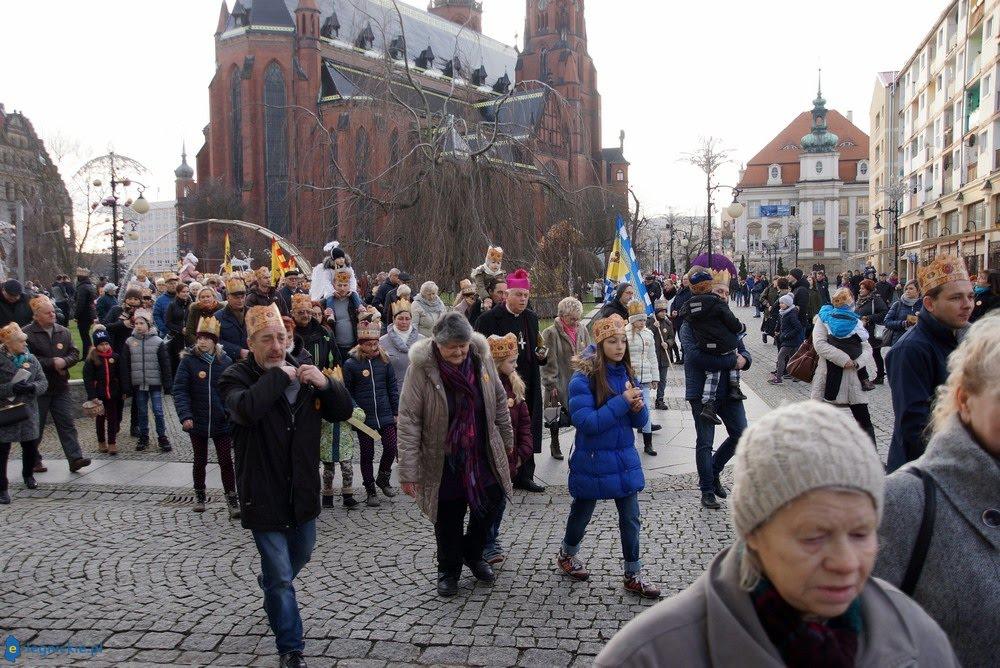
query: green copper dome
[{"left": 801, "top": 76, "right": 838, "bottom": 153}]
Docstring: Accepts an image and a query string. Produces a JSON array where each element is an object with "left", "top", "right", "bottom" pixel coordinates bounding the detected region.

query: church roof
[
  {"left": 601, "top": 147, "right": 627, "bottom": 165},
  {"left": 738, "top": 109, "right": 869, "bottom": 188},
  {"left": 226, "top": 0, "right": 516, "bottom": 91}
]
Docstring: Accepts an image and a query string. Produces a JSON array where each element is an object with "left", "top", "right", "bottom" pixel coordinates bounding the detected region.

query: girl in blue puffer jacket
[{"left": 556, "top": 314, "right": 661, "bottom": 599}]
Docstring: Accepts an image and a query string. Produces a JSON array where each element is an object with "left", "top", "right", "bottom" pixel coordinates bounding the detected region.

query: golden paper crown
[
  {"left": 291, "top": 294, "right": 313, "bottom": 312},
  {"left": 391, "top": 298, "right": 412, "bottom": 317},
  {"left": 195, "top": 316, "right": 222, "bottom": 340},
  {"left": 0, "top": 322, "right": 25, "bottom": 348},
  {"left": 333, "top": 268, "right": 353, "bottom": 284},
  {"left": 225, "top": 277, "right": 247, "bottom": 294},
  {"left": 488, "top": 333, "right": 519, "bottom": 361},
  {"left": 459, "top": 279, "right": 476, "bottom": 295},
  {"left": 356, "top": 316, "right": 382, "bottom": 342},
  {"left": 486, "top": 246, "right": 504, "bottom": 264},
  {"left": 711, "top": 268, "right": 731, "bottom": 288},
  {"left": 29, "top": 295, "right": 52, "bottom": 314},
  {"left": 593, "top": 314, "right": 627, "bottom": 344},
  {"left": 627, "top": 299, "right": 646, "bottom": 318},
  {"left": 324, "top": 366, "right": 344, "bottom": 383},
  {"left": 246, "top": 304, "right": 283, "bottom": 338},
  {"left": 918, "top": 254, "right": 970, "bottom": 293}
]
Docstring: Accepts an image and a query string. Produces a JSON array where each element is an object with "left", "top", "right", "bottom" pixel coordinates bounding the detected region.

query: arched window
[
  {"left": 230, "top": 69, "right": 244, "bottom": 191},
  {"left": 615, "top": 169, "right": 625, "bottom": 182},
  {"left": 263, "top": 62, "right": 289, "bottom": 235},
  {"left": 354, "top": 126, "right": 374, "bottom": 245}
]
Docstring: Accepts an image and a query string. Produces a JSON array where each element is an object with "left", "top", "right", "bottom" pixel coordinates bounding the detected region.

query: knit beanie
[
  {"left": 778, "top": 294, "right": 794, "bottom": 309},
  {"left": 92, "top": 326, "right": 111, "bottom": 347},
  {"left": 731, "top": 401, "right": 884, "bottom": 586}
]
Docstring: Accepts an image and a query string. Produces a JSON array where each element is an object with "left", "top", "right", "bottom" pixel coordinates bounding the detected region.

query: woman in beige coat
[
  {"left": 397, "top": 312, "right": 514, "bottom": 598},
  {"left": 810, "top": 290, "right": 878, "bottom": 447},
  {"left": 541, "top": 297, "right": 592, "bottom": 461}
]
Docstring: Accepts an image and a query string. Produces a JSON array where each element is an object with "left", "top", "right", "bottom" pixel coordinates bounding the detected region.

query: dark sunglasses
[{"left": 142, "top": 296, "right": 154, "bottom": 301}]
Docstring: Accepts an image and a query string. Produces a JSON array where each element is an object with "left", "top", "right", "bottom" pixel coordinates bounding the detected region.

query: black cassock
[{"left": 475, "top": 305, "right": 547, "bottom": 480}]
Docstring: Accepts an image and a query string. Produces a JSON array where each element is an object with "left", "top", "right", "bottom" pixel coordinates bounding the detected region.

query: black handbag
[{"left": 0, "top": 400, "right": 29, "bottom": 427}]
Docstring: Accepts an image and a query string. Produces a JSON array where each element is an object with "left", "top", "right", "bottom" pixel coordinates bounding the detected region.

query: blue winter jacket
[
  {"left": 215, "top": 305, "right": 248, "bottom": 362},
  {"left": 153, "top": 293, "right": 172, "bottom": 336},
  {"left": 778, "top": 307, "right": 806, "bottom": 349},
  {"left": 883, "top": 299, "right": 921, "bottom": 337},
  {"left": 567, "top": 352, "right": 648, "bottom": 500},
  {"left": 679, "top": 321, "right": 753, "bottom": 402},
  {"left": 172, "top": 345, "right": 234, "bottom": 438},
  {"left": 342, "top": 350, "right": 398, "bottom": 430}
]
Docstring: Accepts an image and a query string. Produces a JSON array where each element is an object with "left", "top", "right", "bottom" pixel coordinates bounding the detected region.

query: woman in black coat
[
  {"left": 855, "top": 279, "right": 889, "bottom": 383},
  {"left": 165, "top": 283, "right": 191, "bottom": 374},
  {"left": 970, "top": 268, "right": 999, "bottom": 322},
  {"left": 596, "top": 282, "right": 634, "bottom": 321}
]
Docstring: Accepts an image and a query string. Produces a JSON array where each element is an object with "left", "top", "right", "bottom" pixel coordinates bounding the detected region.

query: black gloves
[{"left": 12, "top": 381, "right": 35, "bottom": 396}]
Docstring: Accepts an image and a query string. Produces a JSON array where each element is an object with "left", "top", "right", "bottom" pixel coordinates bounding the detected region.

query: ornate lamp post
[
  {"left": 873, "top": 180, "right": 907, "bottom": 277},
  {"left": 91, "top": 152, "right": 149, "bottom": 285}
]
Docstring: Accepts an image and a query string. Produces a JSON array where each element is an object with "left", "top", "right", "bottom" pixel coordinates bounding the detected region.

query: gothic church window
[
  {"left": 264, "top": 62, "right": 289, "bottom": 235},
  {"left": 230, "top": 69, "right": 244, "bottom": 190}
]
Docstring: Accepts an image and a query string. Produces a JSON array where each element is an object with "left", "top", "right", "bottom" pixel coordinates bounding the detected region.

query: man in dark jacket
[
  {"left": 23, "top": 296, "right": 91, "bottom": 473},
  {"left": 789, "top": 268, "right": 812, "bottom": 328},
  {"left": 275, "top": 269, "right": 305, "bottom": 317},
  {"left": 643, "top": 274, "right": 662, "bottom": 302},
  {"left": 74, "top": 268, "right": 98, "bottom": 357},
  {"left": 291, "top": 294, "right": 340, "bottom": 371},
  {"left": 750, "top": 273, "right": 767, "bottom": 317},
  {"left": 885, "top": 256, "right": 974, "bottom": 472},
  {"left": 468, "top": 277, "right": 507, "bottom": 327},
  {"left": 218, "top": 303, "right": 352, "bottom": 667},
  {"left": 680, "top": 280, "right": 752, "bottom": 511},
  {"left": 814, "top": 270, "right": 831, "bottom": 305},
  {"left": 216, "top": 278, "right": 249, "bottom": 362},
  {"left": 0, "top": 280, "right": 34, "bottom": 328},
  {"left": 875, "top": 273, "right": 895, "bottom": 304},
  {"left": 475, "top": 269, "right": 548, "bottom": 493},
  {"left": 371, "top": 268, "right": 400, "bottom": 311}
]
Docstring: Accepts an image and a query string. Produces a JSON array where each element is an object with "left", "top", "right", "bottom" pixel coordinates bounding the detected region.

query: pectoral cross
[{"left": 517, "top": 332, "right": 527, "bottom": 351}]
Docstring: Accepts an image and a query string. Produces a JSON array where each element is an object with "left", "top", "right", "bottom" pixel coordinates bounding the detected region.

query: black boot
[
  {"left": 642, "top": 432, "right": 657, "bottom": 456},
  {"left": 342, "top": 494, "right": 360, "bottom": 508},
  {"left": 226, "top": 491, "right": 241, "bottom": 519},
  {"left": 0, "top": 489, "right": 9, "bottom": 504},
  {"left": 699, "top": 403, "right": 722, "bottom": 425},
  {"left": 135, "top": 436, "right": 149, "bottom": 451},
  {"left": 700, "top": 492, "right": 721, "bottom": 509},
  {"left": 727, "top": 385, "right": 748, "bottom": 401},
  {"left": 437, "top": 571, "right": 459, "bottom": 597},
  {"left": 550, "top": 434, "right": 564, "bottom": 461},
  {"left": 654, "top": 399, "right": 667, "bottom": 410},
  {"left": 713, "top": 475, "right": 728, "bottom": 498},
  {"left": 193, "top": 489, "right": 207, "bottom": 513},
  {"left": 279, "top": 650, "right": 307, "bottom": 668},
  {"left": 23, "top": 476, "right": 37, "bottom": 490},
  {"left": 322, "top": 494, "right": 334, "bottom": 508}
]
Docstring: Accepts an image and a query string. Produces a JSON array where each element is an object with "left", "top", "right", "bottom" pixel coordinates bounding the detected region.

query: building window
[
  {"left": 230, "top": 70, "right": 244, "bottom": 191},
  {"left": 945, "top": 210, "right": 959, "bottom": 234},
  {"left": 857, "top": 197, "right": 869, "bottom": 215},
  {"left": 813, "top": 200, "right": 825, "bottom": 215},
  {"left": 857, "top": 227, "right": 869, "bottom": 251},
  {"left": 859, "top": 161, "right": 869, "bottom": 176},
  {"left": 264, "top": 63, "right": 289, "bottom": 235},
  {"left": 968, "top": 201, "right": 984, "bottom": 230},
  {"left": 749, "top": 201, "right": 760, "bottom": 218},
  {"left": 615, "top": 169, "right": 625, "bottom": 182}
]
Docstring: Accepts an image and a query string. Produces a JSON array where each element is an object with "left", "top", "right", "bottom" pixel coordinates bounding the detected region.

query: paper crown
[
  {"left": 459, "top": 279, "right": 476, "bottom": 295},
  {"left": 164, "top": 273, "right": 179, "bottom": 282},
  {"left": 507, "top": 268, "right": 531, "bottom": 291},
  {"left": 654, "top": 298, "right": 669, "bottom": 312},
  {"left": 29, "top": 295, "right": 52, "bottom": 314},
  {"left": 196, "top": 316, "right": 222, "bottom": 341},
  {"left": 255, "top": 267, "right": 271, "bottom": 281},
  {"left": 711, "top": 268, "right": 732, "bottom": 288},
  {"left": 226, "top": 277, "right": 247, "bottom": 294},
  {"left": 391, "top": 298, "right": 412, "bottom": 317},
  {"left": 627, "top": 299, "right": 646, "bottom": 318},
  {"left": 593, "top": 314, "right": 627, "bottom": 344},
  {"left": 356, "top": 314, "right": 382, "bottom": 342},
  {"left": 333, "top": 268, "right": 353, "bottom": 284},
  {"left": 488, "top": 333, "right": 519, "bottom": 360},
  {"left": 0, "top": 322, "right": 25, "bottom": 348},
  {"left": 246, "top": 304, "right": 283, "bottom": 338},
  {"left": 132, "top": 308, "right": 154, "bottom": 325},
  {"left": 486, "top": 246, "right": 504, "bottom": 264},
  {"left": 291, "top": 294, "right": 313, "bottom": 312},
  {"left": 918, "top": 254, "right": 970, "bottom": 293}
]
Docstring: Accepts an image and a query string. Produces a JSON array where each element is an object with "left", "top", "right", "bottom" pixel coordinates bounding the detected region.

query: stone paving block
[
  {"left": 325, "top": 638, "right": 373, "bottom": 659},
  {"left": 179, "top": 633, "right": 222, "bottom": 651},
  {"left": 418, "top": 645, "right": 472, "bottom": 665},
  {"left": 175, "top": 650, "right": 222, "bottom": 665},
  {"left": 468, "top": 646, "right": 521, "bottom": 667},
  {"left": 134, "top": 631, "right": 184, "bottom": 650},
  {"left": 518, "top": 648, "right": 573, "bottom": 667},
  {"left": 132, "top": 648, "right": 182, "bottom": 662},
  {"left": 367, "top": 640, "right": 421, "bottom": 662}
]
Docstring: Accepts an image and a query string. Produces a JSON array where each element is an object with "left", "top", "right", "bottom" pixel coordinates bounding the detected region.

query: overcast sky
[{"left": 3, "top": 0, "right": 947, "bottom": 220}]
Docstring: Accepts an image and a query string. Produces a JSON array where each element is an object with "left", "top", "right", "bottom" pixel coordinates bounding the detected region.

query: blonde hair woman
[{"left": 874, "top": 314, "right": 999, "bottom": 667}]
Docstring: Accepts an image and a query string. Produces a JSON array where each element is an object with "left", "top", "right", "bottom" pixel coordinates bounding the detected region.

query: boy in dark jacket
[
  {"left": 648, "top": 299, "right": 675, "bottom": 408},
  {"left": 119, "top": 309, "right": 172, "bottom": 452},
  {"left": 679, "top": 270, "right": 746, "bottom": 425},
  {"left": 82, "top": 326, "right": 123, "bottom": 455},
  {"left": 768, "top": 295, "right": 805, "bottom": 384},
  {"left": 342, "top": 311, "right": 399, "bottom": 506},
  {"left": 173, "top": 316, "right": 238, "bottom": 516}
]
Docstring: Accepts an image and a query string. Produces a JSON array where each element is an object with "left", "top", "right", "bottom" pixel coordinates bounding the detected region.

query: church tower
[
  {"left": 517, "top": 0, "right": 602, "bottom": 181},
  {"left": 428, "top": 0, "right": 483, "bottom": 32}
]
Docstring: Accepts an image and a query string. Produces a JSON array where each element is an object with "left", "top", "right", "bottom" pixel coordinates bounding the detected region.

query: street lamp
[
  {"left": 706, "top": 184, "right": 743, "bottom": 268},
  {"left": 873, "top": 180, "right": 907, "bottom": 277},
  {"left": 92, "top": 152, "right": 150, "bottom": 285}
]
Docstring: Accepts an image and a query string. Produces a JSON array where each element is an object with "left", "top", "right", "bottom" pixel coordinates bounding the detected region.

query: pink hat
[{"left": 507, "top": 268, "right": 531, "bottom": 291}]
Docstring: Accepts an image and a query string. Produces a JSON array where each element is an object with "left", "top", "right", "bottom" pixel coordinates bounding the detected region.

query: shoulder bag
[{"left": 786, "top": 337, "right": 819, "bottom": 383}]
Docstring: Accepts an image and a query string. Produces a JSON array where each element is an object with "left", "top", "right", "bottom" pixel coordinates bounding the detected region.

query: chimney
[{"left": 847, "top": 110, "right": 854, "bottom": 123}]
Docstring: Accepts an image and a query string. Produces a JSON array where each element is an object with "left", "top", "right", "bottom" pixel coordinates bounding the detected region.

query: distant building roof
[{"left": 601, "top": 147, "right": 628, "bottom": 165}]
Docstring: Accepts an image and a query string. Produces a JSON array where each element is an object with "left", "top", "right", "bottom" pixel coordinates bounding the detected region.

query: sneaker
[
  {"left": 343, "top": 494, "right": 360, "bottom": 508},
  {"left": 654, "top": 400, "right": 668, "bottom": 410},
  {"left": 556, "top": 550, "right": 589, "bottom": 581},
  {"left": 365, "top": 490, "right": 381, "bottom": 507},
  {"left": 69, "top": 457, "right": 91, "bottom": 473},
  {"left": 699, "top": 404, "right": 722, "bottom": 425},
  {"left": 226, "top": 492, "right": 240, "bottom": 519},
  {"left": 322, "top": 494, "right": 334, "bottom": 508},
  {"left": 700, "top": 492, "right": 721, "bottom": 509},
  {"left": 375, "top": 474, "right": 397, "bottom": 498},
  {"left": 713, "top": 475, "right": 728, "bottom": 499},
  {"left": 193, "top": 490, "right": 207, "bottom": 513},
  {"left": 158, "top": 436, "right": 172, "bottom": 452},
  {"left": 624, "top": 574, "right": 662, "bottom": 599},
  {"left": 136, "top": 437, "right": 149, "bottom": 451}
]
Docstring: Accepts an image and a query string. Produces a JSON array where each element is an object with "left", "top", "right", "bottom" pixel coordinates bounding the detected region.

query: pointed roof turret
[
  {"left": 800, "top": 70, "right": 839, "bottom": 153},
  {"left": 175, "top": 144, "right": 194, "bottom": 180},
  {"left": 215, "top": 0, "right": 230, "bottom": 35}
]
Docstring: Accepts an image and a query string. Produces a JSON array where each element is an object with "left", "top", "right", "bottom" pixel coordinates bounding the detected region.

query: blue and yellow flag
[{"left": 604, "top": 215, "right": 653, "bottom": 314}]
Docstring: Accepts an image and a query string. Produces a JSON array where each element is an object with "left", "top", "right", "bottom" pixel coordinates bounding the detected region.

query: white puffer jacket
[{"left": 627, "top": 327, "right": 659, "bottom": 385}]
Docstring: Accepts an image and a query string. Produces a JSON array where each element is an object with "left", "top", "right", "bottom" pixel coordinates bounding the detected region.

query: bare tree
[{"left": 682, "top": 137, "right": 734, "bottom": 267}]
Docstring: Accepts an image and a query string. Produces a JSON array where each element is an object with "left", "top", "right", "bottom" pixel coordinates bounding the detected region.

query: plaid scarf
[
  {"left": 750, "top": 578, "right": 862, "bottom": 668},
  {"left": 434, "top": 346, "right": 488, "bottom": 517}
]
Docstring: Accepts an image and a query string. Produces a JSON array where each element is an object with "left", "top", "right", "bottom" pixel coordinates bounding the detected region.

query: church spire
[
  {"left": 801, "top": 73, "right": 838, "bottom": 154},
  {"left": 175, "top": 143, "right": 194, "bottom": 179}
]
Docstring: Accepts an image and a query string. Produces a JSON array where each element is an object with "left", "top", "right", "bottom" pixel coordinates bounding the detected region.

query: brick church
[{"left": 185, "top": 0, "right": 628, "bottom": 271}]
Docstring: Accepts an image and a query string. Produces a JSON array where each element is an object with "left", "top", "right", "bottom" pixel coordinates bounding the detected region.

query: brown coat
[
  {"left": 397, "top": 333, "right": 514, "bottom": 523},
  {"left": 541, "top": 320, "right": 593, "bottom": 406}
]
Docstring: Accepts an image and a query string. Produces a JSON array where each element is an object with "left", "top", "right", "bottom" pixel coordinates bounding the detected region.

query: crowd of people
[{"left": 0, "top": 243, "right": 996, "bottom": 667}]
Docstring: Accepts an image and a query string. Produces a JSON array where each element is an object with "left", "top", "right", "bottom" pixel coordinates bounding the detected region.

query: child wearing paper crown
[
  {"left": 482, "top": 333, "right": 534, "bottom": 566},
  {"left": 342, "top": 310, "right": 400, "bottom": 507},
  {"left": 678, "top": 269, "right": 747, "bottom": 426},
  {"left": 471, "top": 246, "right": 506, "bottom": 301},
  {"left": 320, "top": 365, "right": 363, "bottom": 510},
  {"left": 83, "top": 326, "right": 123, "bottom": 455}
]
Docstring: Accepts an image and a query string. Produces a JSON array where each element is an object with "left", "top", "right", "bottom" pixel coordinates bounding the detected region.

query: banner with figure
[
  {"left": 222, "top": 232, "right": 232, "bottom": 275},
  {"left": 604, "top": 215, "right": 653, "bottom": 314}
]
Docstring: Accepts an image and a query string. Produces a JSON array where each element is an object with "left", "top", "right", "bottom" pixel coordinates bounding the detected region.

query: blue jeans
[
  {"left": 655, "top": 367, "right": 669, "bottom": 403},
  {"left": 251, "top": 520, "right": 317, "bottom": 655},
  {"left": 562, "top": 494, "right": 641, "bottom": 576},
  {"left": 639, "top": 384, "right": 652, "bottom": 433},
  {"left": 483, "top": 495, "right": 507, "bottom": 560},
  {"left": 690, "top": 398, "right": 747, "bottom": 493},
  {"left": 134, "top": 388, "right": 166, "bottom": 438}
]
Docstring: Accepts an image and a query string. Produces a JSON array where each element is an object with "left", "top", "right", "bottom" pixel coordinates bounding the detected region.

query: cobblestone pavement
[{"left": 3, "top": 307, "right": 897, "bottom": 667}]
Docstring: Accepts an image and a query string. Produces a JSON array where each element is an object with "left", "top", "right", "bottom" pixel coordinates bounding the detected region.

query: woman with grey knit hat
[
  {"left": 874, "top": 313, "right": 1000, "bottom": 668},
  {"left": 596, "top": 400, "right": 958, "bottom": 668}
]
